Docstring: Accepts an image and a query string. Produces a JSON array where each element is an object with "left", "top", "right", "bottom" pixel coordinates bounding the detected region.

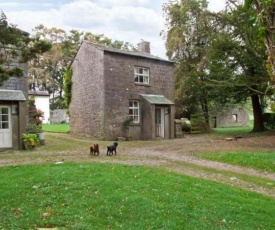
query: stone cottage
[
  {"left": 0, "top": 65, "right": 28, "bottom": 150},
  {"left": 70, "top": 40, "right": 175, "bottom": 140}
]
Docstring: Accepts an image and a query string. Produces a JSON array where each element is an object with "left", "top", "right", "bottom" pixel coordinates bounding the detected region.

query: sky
[{"left": 0, "top": 0, "right": 226, "bottom": 59}]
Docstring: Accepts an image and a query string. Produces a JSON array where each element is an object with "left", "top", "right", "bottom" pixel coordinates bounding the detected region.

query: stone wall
[
  {"left": 103, "top": 52, "right": 174, "bottom": 140},
  {"left": 0, "top": 72, "right": 28, "bottom": 98},
  {"left": 174, "top": 119, "right": 184, "bottom": 138},
  {"left": 70, "top": 42, "right": 105, "bottom": 138},
  {"left": 50, "top": 109, "right": 69, "bottom": 124}
]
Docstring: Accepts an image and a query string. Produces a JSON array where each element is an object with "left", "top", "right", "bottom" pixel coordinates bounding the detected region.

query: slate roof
[
  {"left": 29, "top": 90, "right": 50, "bottom": 96},
  {"left": 140, "top": 94, "right": 174, "bottom": 105},
  {"left": 83, "top": 41, "right": 174, "bottom": 63},
  {"left": 0, "top": 90, "right": 26, "bottom": 101}
]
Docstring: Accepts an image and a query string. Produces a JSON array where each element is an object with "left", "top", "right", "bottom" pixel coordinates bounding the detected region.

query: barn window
[{"left": 232, "top": 114, "right": 238, "bottom": 122}]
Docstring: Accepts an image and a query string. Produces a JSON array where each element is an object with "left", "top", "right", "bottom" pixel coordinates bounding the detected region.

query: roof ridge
[{"left": 83, "top": 40, "right": 173, "bottom": 63}]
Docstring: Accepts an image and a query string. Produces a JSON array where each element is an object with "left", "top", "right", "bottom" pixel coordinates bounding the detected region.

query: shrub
[
  {"left": 22, "top": 133, "right": 40, "bottom": 148},
  {"left": 26, "top": 123, "right": 42, "bottom": 133},
  {"left": 263, "top": 113, "right": 275, "bottom": 130},
  {"left": 122, "top": 117, "right": 134, "bottom": 127},
  {"left": 181, "top": 118, "right": 191, "bottom": 132}
]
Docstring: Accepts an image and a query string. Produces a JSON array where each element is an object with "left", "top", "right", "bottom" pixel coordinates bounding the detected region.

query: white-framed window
[
  {"left": 129, "top": 100, "right": 139, "bottom": 123},
  {"left": 134, "top": 67, "right": 149, "bottom": 84},
  {"left": 0, "top": 107, "right": 9, "bottom": 129}
]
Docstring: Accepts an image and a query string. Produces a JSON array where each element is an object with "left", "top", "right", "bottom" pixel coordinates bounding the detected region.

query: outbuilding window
[
  {"left": 129, "top": 100, "right": 139, "bottom": 123},
  {"left": 134, "top": 67, "right": 149, "bottom": 84}
]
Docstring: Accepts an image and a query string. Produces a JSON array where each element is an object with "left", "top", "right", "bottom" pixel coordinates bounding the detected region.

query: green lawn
[
  {"left": 0, "top": 163, "right": 274, "bottom": 229},
  {"left": 1, "top": 124, "right": 274, "bottom": 229},
  {"left": 214, "top": 126, "right": 253, "bottom": 135},
  {"left": 206, "top": 124, "right": 275, "bottom": 172},
  {"left": 42, "top": 123, "right": 69, "bottom": 133},
  {"left": 42, "top": 122, "right": 255, "bottom": 136},
  {"left": 213, "top": 122, "right": 254, "bottom": 138},
  {"left": 194, "top": 151, "right": 275, "bottom": 173}
]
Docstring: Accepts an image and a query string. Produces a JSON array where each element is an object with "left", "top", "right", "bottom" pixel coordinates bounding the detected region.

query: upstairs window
[
  {"left": 129, "top": 100, "right": 139, "bottom": 123},
  {"left": 134, "top": 67, "right": 149, "bottom": 84}
]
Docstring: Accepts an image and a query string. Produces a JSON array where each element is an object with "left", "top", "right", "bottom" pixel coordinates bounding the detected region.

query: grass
[
  {"left": 213, "top": 121, "right": 274, "bottom": 137},
  {"left": 197, "top": 124, "right": 275, "bottom": 173},
  {"left": 214, "top": 126, "right": 253, "bottom": 135},
  {"left": 192, "top": 124, "right": 275, "bottom": 173},
  {"left": 0, "top": 163, "right": 275, "bottom": 230},
  {"left": 212, "top": 121, "right": 255, "bottom": 138},
  {"left": 42, "top": 122, "right": 255, "bottom": 136},
  {"left": 42, "top": 123, "right": 69, "bottom": 133},
  {"left": 1, "top": 125, "right": 274, "bottom": 229},
  {"left": 193, "top": 151, "right": 275, "bottom": 173},
  {"left": 165, "top": 160, "right": 275, "bottom": 190}
]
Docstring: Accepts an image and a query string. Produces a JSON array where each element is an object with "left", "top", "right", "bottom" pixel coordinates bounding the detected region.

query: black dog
[{"left": 106, "top": 142, "right": 118, "bottom": 156}]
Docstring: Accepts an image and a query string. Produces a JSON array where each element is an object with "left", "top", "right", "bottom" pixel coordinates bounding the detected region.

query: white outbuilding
[{"left": 29, "top": 90, "right": 50, "bottom": 124}]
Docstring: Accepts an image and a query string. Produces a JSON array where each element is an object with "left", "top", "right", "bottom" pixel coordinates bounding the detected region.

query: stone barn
[{"left": 211, "top": 108, "right": 250, "bottom": 128}]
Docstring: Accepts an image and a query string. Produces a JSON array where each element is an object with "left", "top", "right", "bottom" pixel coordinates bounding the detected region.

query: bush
[
  {"left": 26, "top": 123, "right": 42, "bottom": 133},
  {"left": 263, "top": 113, "right": 275, "bottom": 130},
  {"left": 22, "top": 133, "right": 40, "bottom": 149},
  {"left": 181, "top": 118, "right": 191, "bottom": 132}
]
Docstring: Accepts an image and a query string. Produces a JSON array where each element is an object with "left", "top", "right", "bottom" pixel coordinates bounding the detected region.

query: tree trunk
[
  {"left": 251, "top": 94, "right": 265, "bottom": 132},
  {"left": 199, "top": 96, "right": 211, "bottom": 132}
]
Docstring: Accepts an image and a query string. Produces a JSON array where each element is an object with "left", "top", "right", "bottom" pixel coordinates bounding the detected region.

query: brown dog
[{"left": 90, "top": 144, "right": 99, "bottom": 156}]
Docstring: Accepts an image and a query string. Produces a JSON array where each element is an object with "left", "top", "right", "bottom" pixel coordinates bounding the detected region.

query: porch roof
[
  {"left": 0, "top": 90, "right": 27, "bottom": 101},
  {"left": 140, "top": 94, "right": 174, "bottom": 105}
]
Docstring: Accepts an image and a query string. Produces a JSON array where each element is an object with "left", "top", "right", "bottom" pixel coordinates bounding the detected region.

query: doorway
[
  {"left": 0, "top": 106, "right": 12, "bottom": 148},
  {"left": 155, "top": 107, "right": 164, "bottom": 137}
]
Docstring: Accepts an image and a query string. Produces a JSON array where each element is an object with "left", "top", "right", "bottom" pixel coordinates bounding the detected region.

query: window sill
[{"left": 134, "top": 83, "right": 151, "bottom": 87}]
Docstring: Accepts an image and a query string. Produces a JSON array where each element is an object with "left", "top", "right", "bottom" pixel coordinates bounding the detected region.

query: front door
[
  {"left": 155, "top": 108, "right": 164, "bottom": 137},
  {"left": 0, "top": 106, "right": 12, "bottom": 148}
]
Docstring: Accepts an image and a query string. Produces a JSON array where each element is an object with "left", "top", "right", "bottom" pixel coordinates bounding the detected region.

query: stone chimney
[{"left": 137, "top": 40, "right": 150, "bottom": 54}]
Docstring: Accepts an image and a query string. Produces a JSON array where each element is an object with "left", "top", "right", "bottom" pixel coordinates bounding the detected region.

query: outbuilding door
[
  {"left": 155, "top": 107, "right": 164, "bottom": 137},
  {"left": 0, "top": 106, "right": 12, "bottom": 148}
]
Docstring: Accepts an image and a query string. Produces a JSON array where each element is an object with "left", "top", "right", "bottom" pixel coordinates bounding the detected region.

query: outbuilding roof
[
  {"left": 29, "top": 90, "right": 50, "bottom": 96},
  {"left": 0, "top": 90, "right": 26, "bottom": 101}
]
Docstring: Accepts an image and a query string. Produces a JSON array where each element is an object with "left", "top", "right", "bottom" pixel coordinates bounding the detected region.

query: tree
[
  {"left": 0, "top": 11, "right": 51, "bottom": 86},
  {"left": 163, "top": 0, "right": 270, "bottom": 132},
  {"left": 219, "top": 2, "right": 270, "bottom": 131},
  {"left": 243, "top": 0, "right": 275, "bottom": 83},
  {"left": 163, "top": 0, "right": 221, "bottom": 130},
  {"left": 28, "top": 25, "right": 68, "bottom": 109},
  {"left": 63, "top": 67, "right": 72, "bottom": 108},
  {"left": 207, "top": 30, "right": 268, "bottom": 132},
  {"left": 28, "top": 25, "right": 137, "bottom": 109}
]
